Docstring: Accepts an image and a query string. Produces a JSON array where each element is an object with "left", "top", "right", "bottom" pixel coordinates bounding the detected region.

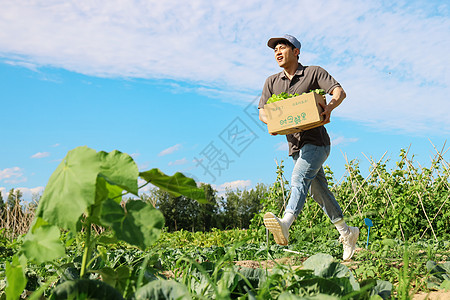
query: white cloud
[
  {"left": 0, "top": 167, "right": 26, "bottom": 184},
  {"left": 137, "top": 162, "right": 150, "bottom": 171},
  {"left": 31, "top": 152, "right": 50, "bottom": 159},
  {"left": 0, "top": 167, "right": 21, "bottom": 180},
  {"left": 168, "top": 158, "right": 188, "bottom": 166},
  {"left": 17, "top": 186, "right": 45, "bottom": 203},
  {"left": 0, "top": 0, "right": 448, "bottom": 133},
  {"left": 158, "top": 144, "right": 182, "bottom": 156},
  {"left": 130, "top": 153, "right": 140, "bottom": 159},
  {"left": 275, "top": 142, "right": 289, "bottom": 151},
  {"left": 137, "top": 177, "right": 154, "bottom": 194},
  {"left": 213, "top": 180, "right": 252, "bottom": 196},
  {"left": 0, "top": 186, "right": 45, "bottom": 203},
  {"left": 331, "top": 136, "right": 359, "bottom": 146},
  {"left": 4, "top": 60, "right": 39, "bottom": 71}
]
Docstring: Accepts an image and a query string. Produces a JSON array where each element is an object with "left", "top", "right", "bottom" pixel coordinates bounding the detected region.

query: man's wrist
[{"left": 329, "top": 99, "right": 338, "bottom": 109}]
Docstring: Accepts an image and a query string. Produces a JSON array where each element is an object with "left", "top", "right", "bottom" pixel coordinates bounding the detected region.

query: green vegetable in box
[{"left": 266, "top": 89, "right": 325, "bottom": 104}]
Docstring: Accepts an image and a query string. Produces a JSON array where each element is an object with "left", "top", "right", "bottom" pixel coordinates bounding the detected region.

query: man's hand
[
  {"left": 319, "top": 86, "right": 346, "bottom": 125},
  {"left": 319, "top": 102, "right": 332, "bottom": 125},
  {"left": 259, "top": 108, "right": 268, "bottom": 124},
  {"left": 259, "top": 108, "right": 278, "bottom": 135}
]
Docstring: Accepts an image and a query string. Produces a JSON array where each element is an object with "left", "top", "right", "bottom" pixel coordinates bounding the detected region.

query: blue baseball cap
[{"left": 267, "top": 34, "right": 301, "bottom": 50}]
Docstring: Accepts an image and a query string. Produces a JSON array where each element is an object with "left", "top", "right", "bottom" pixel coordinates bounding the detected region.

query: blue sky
[{"left": 1, "top": 0, "right": 449, "bottom": 202}]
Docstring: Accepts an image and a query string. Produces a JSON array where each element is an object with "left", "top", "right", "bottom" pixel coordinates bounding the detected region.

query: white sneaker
[
  {"left": 263, "top": 212, "right": 289, "bottom": 246},
  {"left": 339, "top": 226, "right": 360, "bottom": 260}
]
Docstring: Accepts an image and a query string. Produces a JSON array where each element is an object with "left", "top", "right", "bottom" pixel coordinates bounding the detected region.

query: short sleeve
[
  {"left": 315, "top": 66, "right": 341, "bottom": 95},
  {"left": 258, "top": 77, "right": 273, "bottom": 109}
]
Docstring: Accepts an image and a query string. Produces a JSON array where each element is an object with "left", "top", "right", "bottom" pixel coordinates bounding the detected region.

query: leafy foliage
[
  {"left": 426, "top": 260, "right": 450, "bottom": 290},
  {"left": 49, "top": 279, "right": 124, "bottom": 300},
  {"left": 3, "top": 146, "right": 206, "bottom": 299},
  {"left": 5, "top": 255, "right": 27, "bottom": 300},
  {"left": 266, "top": 89, "right": 325, "bottom": 104},
  {"left": 153, "top": 182, "right": 266, "bottom": 232},
  {"left": 2, "top": 144, "right": 450, "bottom": 299},
  {"left": 266, "top": 92, "right": 299, "bottom": 104},
  {"left": 153, "top": 184, "right": 220, "bottom": 232}
]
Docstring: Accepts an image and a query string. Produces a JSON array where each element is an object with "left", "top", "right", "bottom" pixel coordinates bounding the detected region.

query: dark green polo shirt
[{"left": 258, "top": 63, "right": 341, "bottom": 156}]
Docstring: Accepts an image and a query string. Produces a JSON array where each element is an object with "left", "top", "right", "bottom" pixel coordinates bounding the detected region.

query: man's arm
[
  {"left": 259, "top": 108, "right": 279, "bottom": 135},
  {"left": 320, "top": 86, "right": 346, "bottom": 124},
  {"left": 259, "top": 108, "right": 268, "bottom": 124}
]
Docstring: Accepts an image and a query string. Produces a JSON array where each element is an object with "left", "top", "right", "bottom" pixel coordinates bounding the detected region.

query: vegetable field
[{"left": 1, "top": 144, "right": 450, "bottom": 299}]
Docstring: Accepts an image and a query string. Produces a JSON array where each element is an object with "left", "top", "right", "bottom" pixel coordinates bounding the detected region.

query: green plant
[
  {"left": 249, "top": 160, "right": 290, "bottom": 245},
  {"left": 266, "top": 89, "right": 325, "bottom": 104},
  {"left": 3, "top": 144, "right": 450, "bottom": 299},
  {"left": 266, "top": 93, "right": 299, "bottom": 104},
  {"left": 5, "top": 146, "right": 206, "bottom": 299}
]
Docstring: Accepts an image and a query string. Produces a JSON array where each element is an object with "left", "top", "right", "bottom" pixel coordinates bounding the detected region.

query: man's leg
[
  {"left": 264, "top": 144, "right": 327, "bottom": 245},
  {"left": 310, "top": 160, "right": 360, "bottom": 260},
  {"left": 309, "top": 166, "right": 343, "bottom": 223}
]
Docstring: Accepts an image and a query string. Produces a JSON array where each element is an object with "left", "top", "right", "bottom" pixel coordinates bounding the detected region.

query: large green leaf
[
  {"left": 35, "top": 146, "right": 138, "bottom": 232},
  {"left": 99, "top": 198, "right": 165, "bottom": 250},
  {"left": 139, "top": 169, "right": 207, "bottom": 203},
  {"left": 50, "top": 279, "right": 124, "bottom": 300},
  {"left": 90, "top": 176, "right": 128, "bottom": 225},
  {"left": 5, "top": 255, "right": 27, "bottom": 300},
  {"left": 296, "top": 277, "right": 343, "bottom": 296},
  {"left": 302, "top": 253, "right": 359, "bottom": 292},
  {"left": 135, "top": 279, "right": 191, "bottom": 300},
  {"left": 426, "top": 260, "right": 450, "bottom": 290},
  {"left": 95, "top": 266, "right": 130, "bottom": 292},
  {"left": 21, "top": 222, "right": 65, "bottom": 263},
  {"left": 216, "top": 266, "right": 267, "bottom": 298},
  {"left": 369, "top": 280, "right": 393, "bottom": 299},
  {"left": 35, "top": 146, "right": 99, "bottom": 231},
  {"left": 97, "top": 149, "right": 139, "bottom": 195}
]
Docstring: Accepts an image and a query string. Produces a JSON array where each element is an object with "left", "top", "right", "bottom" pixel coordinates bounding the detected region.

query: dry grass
[
  {"left": 0, "top": 197, "right": 122, "bottom": 239},
  {"left": 0, "top": 201, "right": 36, "bottom": 239}
]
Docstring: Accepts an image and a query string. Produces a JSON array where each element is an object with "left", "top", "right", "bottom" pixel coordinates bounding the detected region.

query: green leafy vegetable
[
  {"left": 266, "top": 89, "right": 325, "bottom": 104},
  {"left": 266, "top": 92, "right": 299, "bottom": 104},
  {"left": 308, "top": 88, "right": 326, "bottom": 95}
]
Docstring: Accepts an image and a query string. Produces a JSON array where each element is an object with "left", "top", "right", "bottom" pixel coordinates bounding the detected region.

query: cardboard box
[{"left": 264, "top": 92, "right": 326, "bottom": 135}]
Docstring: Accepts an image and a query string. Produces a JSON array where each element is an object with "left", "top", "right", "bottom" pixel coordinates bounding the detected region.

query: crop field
[{"left": 1, "top": 144, "right": 450, "bottom": 299}]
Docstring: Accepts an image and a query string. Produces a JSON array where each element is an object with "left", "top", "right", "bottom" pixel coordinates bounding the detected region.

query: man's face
[{"left": 274, "top": 43, "right": 299, "bottom": 68}]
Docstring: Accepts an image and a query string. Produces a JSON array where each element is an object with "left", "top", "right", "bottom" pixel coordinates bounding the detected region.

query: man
[{"left": 258, "top": 34, "right": 359, "bottom": 261}]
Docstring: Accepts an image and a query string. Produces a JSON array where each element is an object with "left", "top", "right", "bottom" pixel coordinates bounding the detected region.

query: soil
[
  {"left": 412, "top": 290, "right": 450, "bottom": 300},
  {"left": 234, "top": 256, "right": 303, "bottom": 269}
]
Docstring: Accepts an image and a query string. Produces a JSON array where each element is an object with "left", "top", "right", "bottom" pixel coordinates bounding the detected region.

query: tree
[
  {"left": 146, "top": 183, "right": 266, "bottom": 231},
  {"left": 239, "top": 183, "right": 267, "bottom": 228},
  {"left": 148, "top": 183, "right": 221, "bottom": 232},
  {"left": 0, "top": 191, "right": 4, "bottom": 211},
  {"left": 197, "top": 183, "right": 220, "bottom": 231},
  {"left": 28, "top": 192, "right": 41, "bottom": 212},
  {"left": 222, "top": 188, "right": 241, "bottom": 228},
  {"left": 222, "top": 183, "right": 268, "bottom": 229},
  {"left": 152, "top": 188, "right": 200, "bottom": 232},
  {"left": 7, "top": 188, "right": 23, "bottom": 210}
]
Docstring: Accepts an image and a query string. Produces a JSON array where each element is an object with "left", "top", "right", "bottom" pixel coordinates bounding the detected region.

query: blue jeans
[{"left": 285, "top": 144, "right": 343, "bottom": 224}]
